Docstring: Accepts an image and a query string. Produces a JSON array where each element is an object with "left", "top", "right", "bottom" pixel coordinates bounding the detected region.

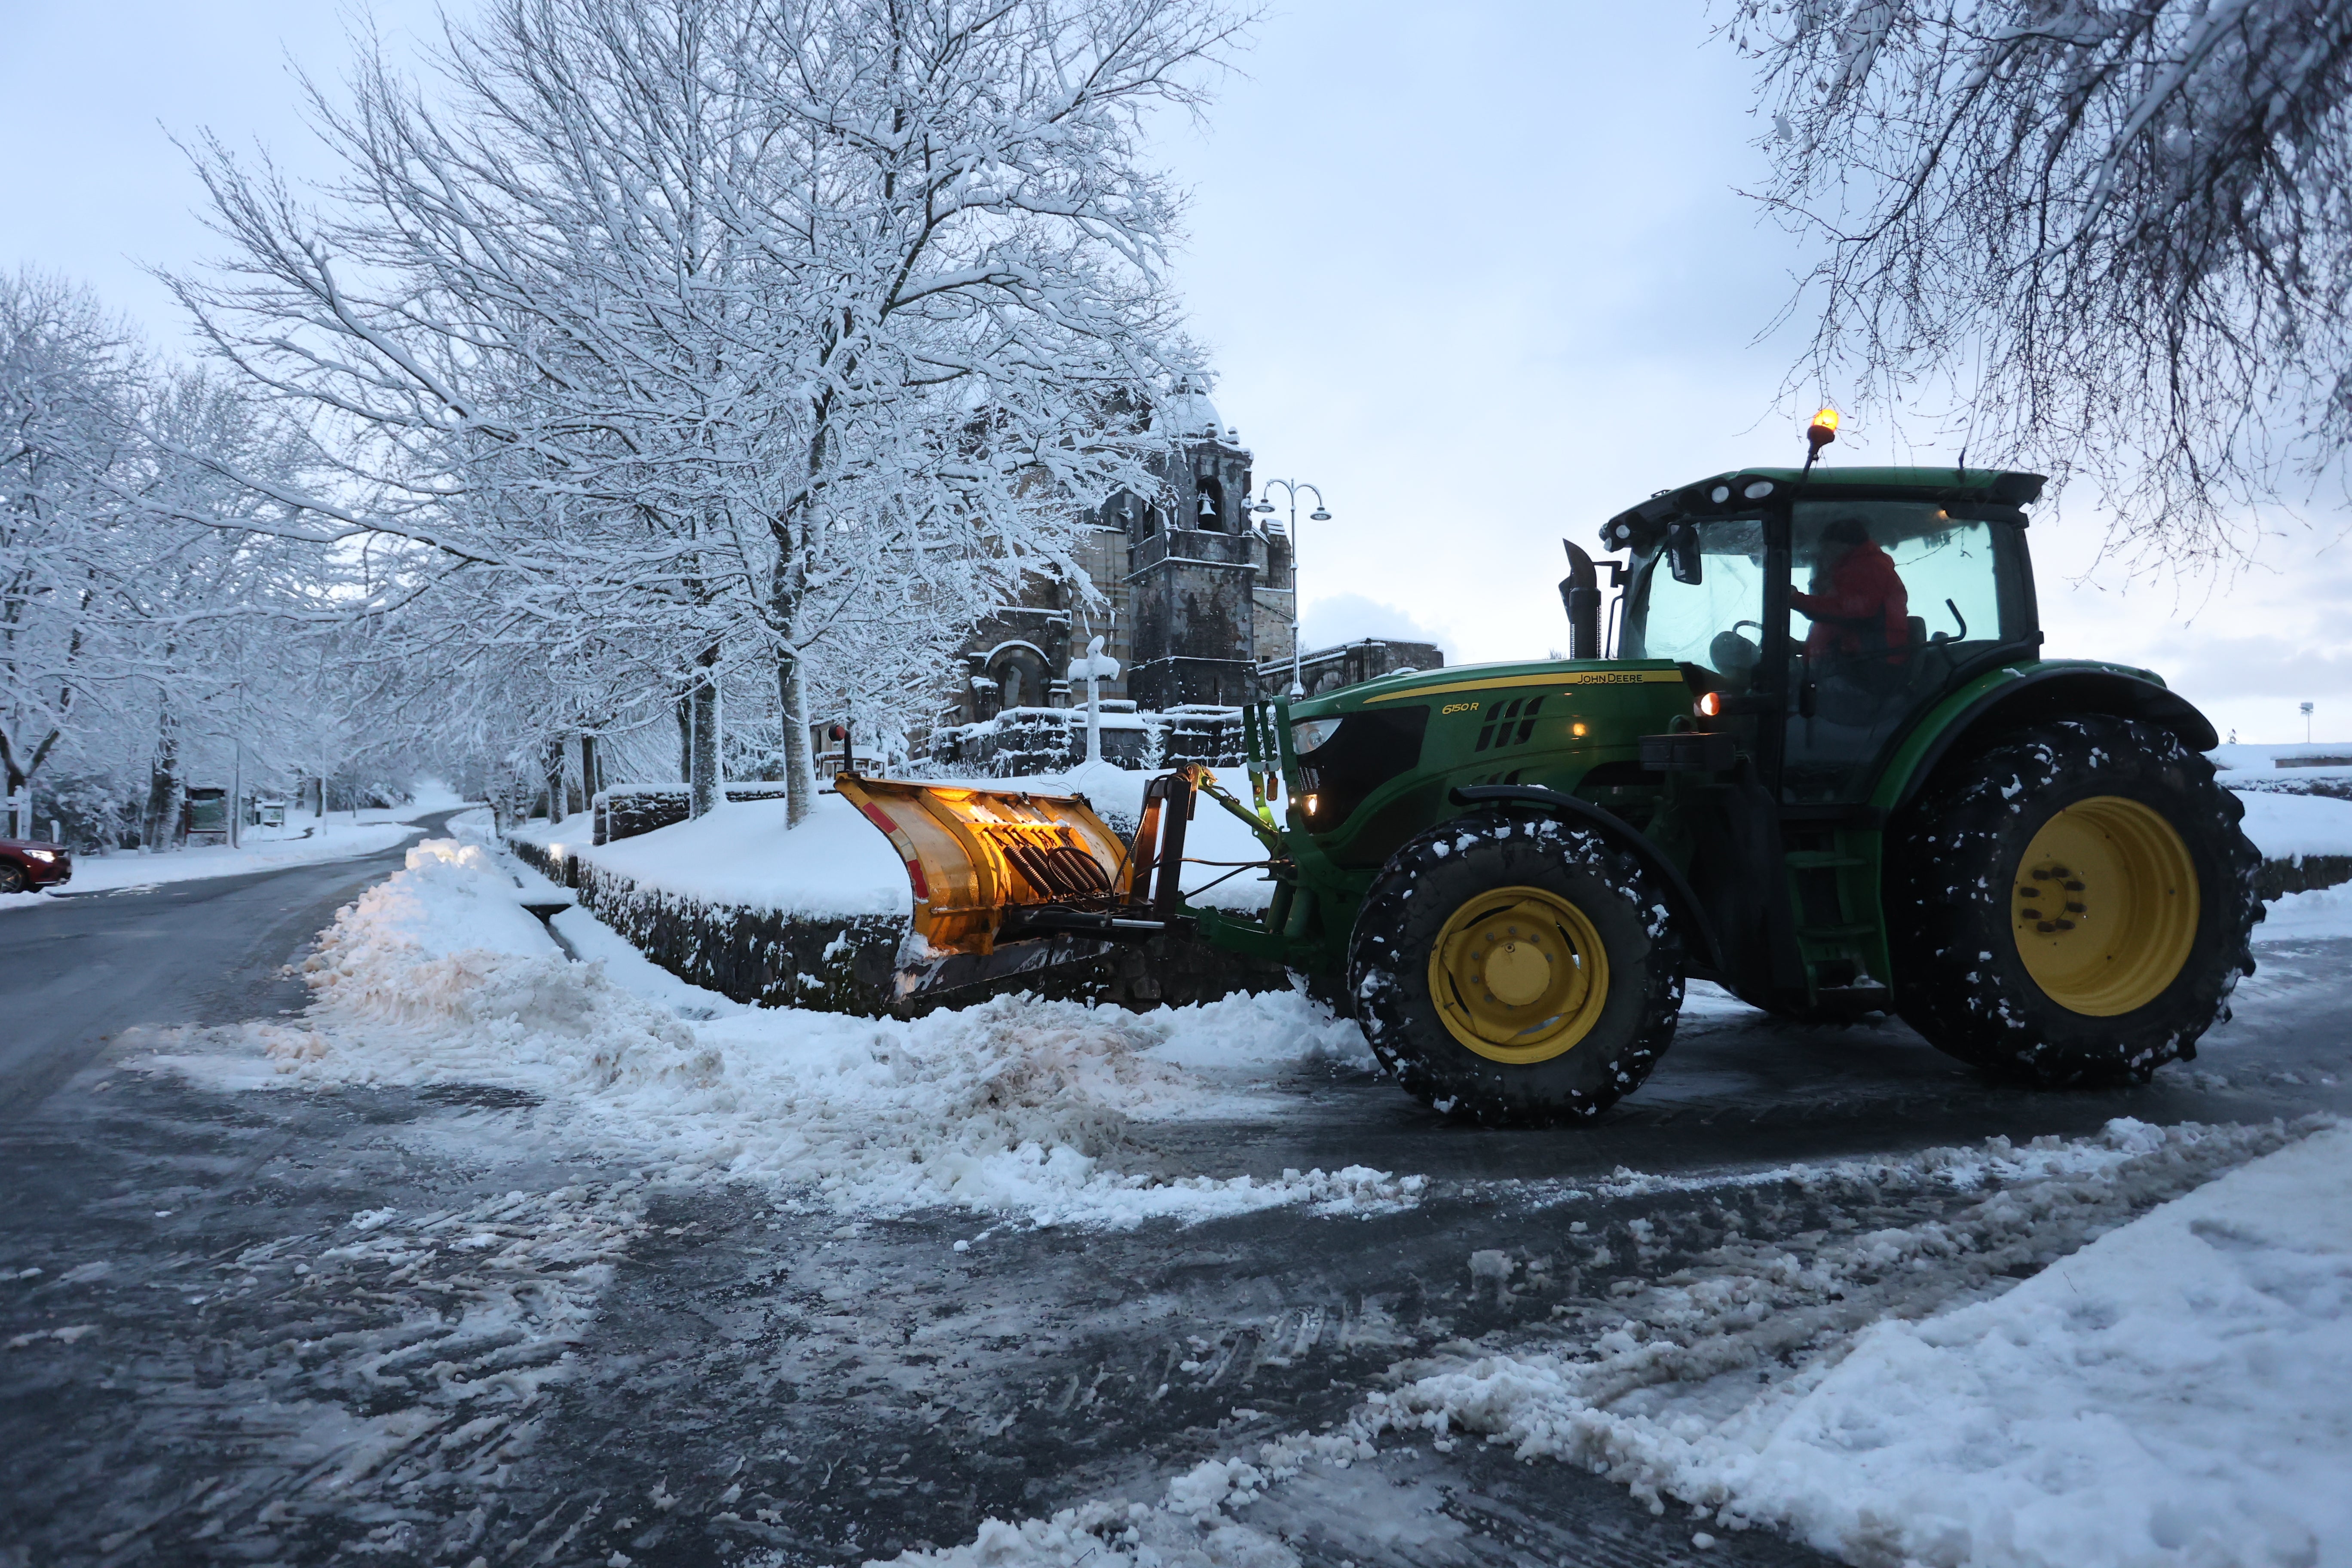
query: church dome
[{"left": 1150, "top": 378, "right": 1223, "bottom": 440}]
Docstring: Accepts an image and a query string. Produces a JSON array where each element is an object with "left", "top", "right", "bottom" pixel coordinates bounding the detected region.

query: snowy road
[
  {"left": 1, "top": 847, "right": 2346, "bottom": 1567},
  {"left": 0, "top": 812, "right": 461, "bottom": 1120}
]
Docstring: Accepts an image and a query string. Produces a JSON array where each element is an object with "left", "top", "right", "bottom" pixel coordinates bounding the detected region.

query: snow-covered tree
[
  {"left": 0, "top": 271, "right": 142, "bottom": 804},
  {"left": 1732, "top": 0, "right": 2352, "bottom": 559},
  {"left": 169, "top": 0, "right": 1245, "bottom": 825},
  {"left": 3, "top": 269, "right": 386, "bottom": 847}
]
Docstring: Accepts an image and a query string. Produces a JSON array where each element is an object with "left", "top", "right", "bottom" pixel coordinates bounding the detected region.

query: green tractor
[{"left": 845, "top": 451, "right": 2260, "bottom": 1123}]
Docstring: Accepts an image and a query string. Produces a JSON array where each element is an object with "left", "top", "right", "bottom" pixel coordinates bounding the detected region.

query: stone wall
[
  {"left": 931, "top": 707, "right": 1152, "bottom": 775},
  {"left": 2218, "top": 775, "right": 2352, "bottom": 898},
  {"left": 2252, "top": 854, "right": 2352, "bottom": 901},
  {"left": 927, "top": 704, "right": 1254, "bottom": 775}
]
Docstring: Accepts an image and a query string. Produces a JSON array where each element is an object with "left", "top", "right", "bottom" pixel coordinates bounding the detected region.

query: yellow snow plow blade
[{"left": 835, "top": 774, "right": 1170, "bottom": 999}]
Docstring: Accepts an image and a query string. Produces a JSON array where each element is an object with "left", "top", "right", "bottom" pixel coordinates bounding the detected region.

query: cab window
[{"left": 1622, "top": 517, "right": 1766, "bottom": 680}]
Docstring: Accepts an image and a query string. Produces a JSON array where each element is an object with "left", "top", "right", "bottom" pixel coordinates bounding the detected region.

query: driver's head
[{"left": 1821, "top": 517, "right": 1872, "bottom": 551}]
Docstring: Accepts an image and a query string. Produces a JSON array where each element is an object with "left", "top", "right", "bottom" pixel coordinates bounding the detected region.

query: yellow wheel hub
[
  {"left": 1429, "top": 885, "right": 1611, "bottom": 1063},
  {"left": 2011, "top": 795, "right": 2200, "bottom": 1017}
]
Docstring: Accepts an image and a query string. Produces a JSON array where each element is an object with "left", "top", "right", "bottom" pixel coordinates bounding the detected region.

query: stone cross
[{"left": 1068, "top": 635, "right": 1123, "bottom": 765}]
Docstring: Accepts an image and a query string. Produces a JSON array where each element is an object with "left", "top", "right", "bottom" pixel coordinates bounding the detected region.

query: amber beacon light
[{"left": 1807, "top": 405, "right": 1841, "bottom": 454}]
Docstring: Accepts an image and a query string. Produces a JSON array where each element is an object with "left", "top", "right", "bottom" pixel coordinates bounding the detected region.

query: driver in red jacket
[{"left": 1790, "top": 517, "right": 1909, "bottom": 665}]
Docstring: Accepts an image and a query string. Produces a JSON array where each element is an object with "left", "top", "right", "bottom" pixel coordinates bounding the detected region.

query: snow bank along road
[
  {"left": 1, "top": 838, "right": 2346, "bottom": 1568},
  {"left": 0, "top": 810, "right": 464, "bottom": 1120}
]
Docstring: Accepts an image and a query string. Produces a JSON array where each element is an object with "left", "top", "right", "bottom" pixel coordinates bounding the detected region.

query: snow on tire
[
  {"left": 1346, "top": 813, "right": 1684, "bottom": 1125},
  {"left": 1889, "top": 715, "right": 2260, "bottom": 1086}
]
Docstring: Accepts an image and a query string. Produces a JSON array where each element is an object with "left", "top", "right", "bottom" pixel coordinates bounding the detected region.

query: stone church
[{"left": 931, "top": 383, "right": 1440, "bottom": 771}]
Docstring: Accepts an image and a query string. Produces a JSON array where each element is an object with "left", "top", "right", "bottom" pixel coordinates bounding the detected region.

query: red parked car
[{"left": 0, "top": 838, "right": 72, "bottom": 894}]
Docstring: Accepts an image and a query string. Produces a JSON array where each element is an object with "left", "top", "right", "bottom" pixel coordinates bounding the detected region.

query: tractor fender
[
  {"left": 1446, "top": 784, "right": 1724, "bottom": 972},
  {"left": 1876, "top": 662, "right": 2220, "bottom": 813}
]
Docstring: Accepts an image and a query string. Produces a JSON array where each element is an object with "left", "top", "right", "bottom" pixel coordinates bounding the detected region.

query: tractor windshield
[
  {"left": 1620, "top": 516, "right": 1769, "bottom": 680},
  {"left": 1622, "top": 505, "right": 2018, "bottom": 683}
]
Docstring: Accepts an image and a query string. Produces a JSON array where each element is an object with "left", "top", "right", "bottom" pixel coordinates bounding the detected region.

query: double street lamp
[{"left": 1252, "top": 479, "right": 1330, "bottom": 697}]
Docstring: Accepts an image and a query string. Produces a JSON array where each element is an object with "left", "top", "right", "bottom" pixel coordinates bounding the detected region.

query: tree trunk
[
  {"left": 779, "top": 650, "right": 815, "bottom": 827},
  {"left": 689, "top": 648, "right": 723, "bottom": 818},
  {"left": 579, "top": 734, "right": 600, "bottom": 806},
  {"left": 676, "top": 693, "right": 694, "bottom": 784},
  {"left": 144, "top": 711, "right": 181, "bottom": 852},
  {"left": 544, "top": 735, "right": 568, "bottom": 822}
]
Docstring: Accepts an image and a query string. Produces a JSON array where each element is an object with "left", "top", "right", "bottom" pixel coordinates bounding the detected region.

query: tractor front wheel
[
  {"left": 1348, "top": 814, "right": 1685, "bottom": 1124},
  {"left": 1889, "top": 716, "right": 2260, "bottom": 1086}
]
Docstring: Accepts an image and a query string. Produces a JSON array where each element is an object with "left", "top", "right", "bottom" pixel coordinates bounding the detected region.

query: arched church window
[{"left": 988, "top": 645, "right": 1049, "bottom": 713}]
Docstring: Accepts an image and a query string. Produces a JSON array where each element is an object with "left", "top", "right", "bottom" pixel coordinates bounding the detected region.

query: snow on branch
[{"left": 1730, "top": 0, "right": 2352, "bottom": 561}]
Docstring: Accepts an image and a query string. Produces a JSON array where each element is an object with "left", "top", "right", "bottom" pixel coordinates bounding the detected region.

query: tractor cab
[{"left": 1609, "top": 466, "right": 2043, "bottom": 804}]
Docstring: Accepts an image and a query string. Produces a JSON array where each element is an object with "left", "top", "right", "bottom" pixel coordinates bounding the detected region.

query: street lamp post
[{"left": 1252, "top": 480, "right": 1331, "bottom": 698}]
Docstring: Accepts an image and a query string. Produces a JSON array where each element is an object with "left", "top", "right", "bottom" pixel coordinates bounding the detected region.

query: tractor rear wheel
[
  {"left": 1889, "top": 716, "right": 2260, "bottom": 1086},
  {"left": 1347, "top": 814, "right": 1685, "bottom": 1124}
]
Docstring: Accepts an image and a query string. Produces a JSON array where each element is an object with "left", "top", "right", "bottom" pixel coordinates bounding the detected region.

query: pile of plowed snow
[{"left": 161, "top": 840, "right": 1405, "bottom": 1230}]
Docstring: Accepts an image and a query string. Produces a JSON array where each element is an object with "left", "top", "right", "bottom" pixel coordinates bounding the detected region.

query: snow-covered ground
[
  {"left": 510, "top": 760, "right": 1281, "bottom": 916},
  {"left": 884, "top": 1117, "right": 2349, "bottom": 1568},
  {"left": 2257, "top": 883, "right": 2352, "bottom": 940},
  {"left": 142, "top": 836, "right": 1405, "bottom": 1231},
  {"left": 1554, "top": 1121, "right": 2352, "bottom": 1568},
  {"left": 1, "top": 784, "right": 470, "bottom": 913}
]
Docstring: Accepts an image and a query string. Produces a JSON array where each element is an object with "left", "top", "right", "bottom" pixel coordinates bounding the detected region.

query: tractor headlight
[{"left": 1289, "top": 717, "right": 1344, "bottom": 756}]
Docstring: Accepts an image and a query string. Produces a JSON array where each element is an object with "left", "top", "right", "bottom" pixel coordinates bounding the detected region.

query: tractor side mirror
[{"left": 1666, "top": 523, "right": 1703, "bottom": 585}]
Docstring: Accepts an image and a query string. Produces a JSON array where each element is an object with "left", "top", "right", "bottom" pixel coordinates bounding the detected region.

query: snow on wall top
[
  {"left": 2230, "top": 790, "right": 2352, "bottom": 861},
  {"left": 579, "top": 794, "right": 912, "bottom": 918},
  {"left": 2209, "top": 741, "right": 2352, "bottom": 776}
]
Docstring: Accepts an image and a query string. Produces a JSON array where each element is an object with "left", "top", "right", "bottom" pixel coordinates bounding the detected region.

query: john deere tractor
[{"left": 843, "top": 448, "right": 2260, "bottom": 1123}]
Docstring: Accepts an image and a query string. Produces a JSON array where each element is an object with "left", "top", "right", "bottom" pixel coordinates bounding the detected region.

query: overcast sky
[{"left": 4, "top": 0, "right": 2345, "bottom": 743}]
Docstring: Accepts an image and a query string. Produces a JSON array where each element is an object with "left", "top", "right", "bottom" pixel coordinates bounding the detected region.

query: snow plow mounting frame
[{"left": 833, "top": 769, "right": 1200, "bottom": 999}]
